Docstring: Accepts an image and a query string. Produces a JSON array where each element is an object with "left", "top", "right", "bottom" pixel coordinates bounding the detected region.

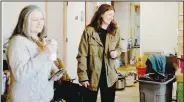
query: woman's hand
[
  {"left": 110, "top": 50, "right": 118, "bottom": 59},
  {"left": 80, "top": 81, "right": 90, "bottom": 88},
  {"left": 43, "top": 39, "right": 57, "bottom": 56},
  {"left": 53, "top": 73, "right": 63, "bottom": 81},
  {"left": 51, "top": 64, "right": 63, "bottom": 81}
]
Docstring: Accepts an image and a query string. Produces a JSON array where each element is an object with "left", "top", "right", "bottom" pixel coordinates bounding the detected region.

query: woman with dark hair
[
  {"left": 6, "top": 5, "right": 66, "bottom": 102},
  {"left": 77, "top": 4, "right": 122, "bottom": 102}
]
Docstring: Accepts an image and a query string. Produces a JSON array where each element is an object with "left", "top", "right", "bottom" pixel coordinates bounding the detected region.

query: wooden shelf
[
  {"left": 127, "top": 49, "right": 131, "bottom": 51},
  {"left": 132, "top": 46, "right": 140, "bottom": 48},
  {"left": 136, "top": 24, "right": 140, "bottom": 27}
]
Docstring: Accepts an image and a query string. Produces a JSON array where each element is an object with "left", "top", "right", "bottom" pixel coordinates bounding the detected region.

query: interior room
[{"left": 1, "top": 1, "right": 183, "bottom": 102}]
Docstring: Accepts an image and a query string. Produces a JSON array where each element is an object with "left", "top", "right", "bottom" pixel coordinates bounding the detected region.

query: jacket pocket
[
  {"left": 109, "top": 59, "right": 118, "bottom": 74},
  {"left": 89, "top": 38, "right": 99, "bottom": 56},
  {"left": 110, "top": 35, "right": 117, "bottom": 42},
  {"left": 109, "top": 36, "right": 117, "bottom": 51}
]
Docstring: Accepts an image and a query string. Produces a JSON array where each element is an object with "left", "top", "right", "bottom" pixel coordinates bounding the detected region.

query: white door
[{"left": 67, "top": 2, "right": 85, "bottom": 83}]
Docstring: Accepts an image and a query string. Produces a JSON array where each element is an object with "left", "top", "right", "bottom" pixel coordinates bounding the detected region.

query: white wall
[
  {"left": 114, "top": 2, "right": 130, "bottom": 52},
  {"left": 140, "top": 2, "right": 178, "bottom": 56},
  {"left": 114, "top": 2, "right": 130, "bottom": 40},
  {"left": 47, "top": 2, "right": 64, "bottom": 59},
  {"left": 86, "top": 2, "right": 97, "bottom": 25}
]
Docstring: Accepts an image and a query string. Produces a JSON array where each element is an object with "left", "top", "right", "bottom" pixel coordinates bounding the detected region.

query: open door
[{"left": 66, "top": 2, "right": 85, "bottom": 83}]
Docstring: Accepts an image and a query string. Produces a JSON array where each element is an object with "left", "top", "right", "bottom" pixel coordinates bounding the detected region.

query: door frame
[{"left": 63, "top": 2, "right": 88, "bottom": 68}]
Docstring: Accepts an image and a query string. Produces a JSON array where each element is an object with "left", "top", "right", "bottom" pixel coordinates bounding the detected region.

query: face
[
  {"left": 101, "top": 10, "right": 114, "bottom": 25},
  {"left": 28, "top": 10, "right": 44, "bottom": 34}
]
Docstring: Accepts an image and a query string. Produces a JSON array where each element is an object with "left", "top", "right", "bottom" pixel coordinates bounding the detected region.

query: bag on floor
[{"left": 54, "top": 80, "right": 84, "bottom": 102}]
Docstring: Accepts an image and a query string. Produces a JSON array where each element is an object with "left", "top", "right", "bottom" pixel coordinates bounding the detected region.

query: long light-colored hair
[{"left": 9, "top": 5, "right": 46, "bottom": 41}]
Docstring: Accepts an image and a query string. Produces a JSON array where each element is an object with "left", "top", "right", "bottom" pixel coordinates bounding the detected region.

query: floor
[
  {"left": 56, "top": 65, "right": 177, "bottom": 102},
  {"left": 97, "top": 65, "right": 140, "bottom": 102},
  {"left": 97, "top": 83, "right": 140, "bottom": 102},
  {"left": 96, "top": 65, "right": 177, "bottom": 102}
]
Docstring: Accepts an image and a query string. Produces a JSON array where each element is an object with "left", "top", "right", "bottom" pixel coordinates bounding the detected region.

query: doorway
[{"left": 66, "top": 2, "right": 85, "bottom": 83}]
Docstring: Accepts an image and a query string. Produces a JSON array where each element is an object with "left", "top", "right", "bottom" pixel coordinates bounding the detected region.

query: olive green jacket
[{"left": 77, "top": 26, "right": 122, "bottom": 91}]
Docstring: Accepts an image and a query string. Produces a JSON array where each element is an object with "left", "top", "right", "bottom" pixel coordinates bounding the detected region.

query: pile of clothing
[{"left": 139, "top": 54, "right": 176, "bottom": 82}]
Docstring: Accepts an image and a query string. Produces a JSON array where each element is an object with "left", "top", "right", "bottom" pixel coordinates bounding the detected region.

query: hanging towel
[{"left": 148, "top": 54, "right": 166, "bottom": 73}]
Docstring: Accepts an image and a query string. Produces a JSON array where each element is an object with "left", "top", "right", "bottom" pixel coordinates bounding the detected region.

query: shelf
[
  {"left": 135, "top": 24, "right": 140, "bottom": 27},
  {"left": 127, "top": 49, "right": 131, "bottom": 51},
  {"left": 132, "top": 46, "right": 140, "bottom": 48}
]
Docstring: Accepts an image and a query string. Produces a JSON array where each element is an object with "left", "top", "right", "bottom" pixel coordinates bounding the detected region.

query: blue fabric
[{"left": 148, "top": 54, "right": 166, "bottom": 73}]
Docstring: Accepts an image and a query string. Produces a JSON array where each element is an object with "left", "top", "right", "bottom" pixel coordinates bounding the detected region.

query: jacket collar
[{"left": 91, "top": 31, "right": 103, "bottom": 47}]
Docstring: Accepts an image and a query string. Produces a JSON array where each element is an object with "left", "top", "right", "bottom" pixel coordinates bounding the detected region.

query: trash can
[
  {"left": 139, "top": 54, "right": 176, "bottom": 102},
  {"left": 139, "top": 75, "right": 175, "bottom": 102}
]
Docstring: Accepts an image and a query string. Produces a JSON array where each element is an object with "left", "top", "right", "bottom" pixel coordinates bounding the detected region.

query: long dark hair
[
  {"left": 88, "top": 4, "right": 118, "bottom": 36},
  {"left": 8, "top": 5, "right": 46, "bottom": 42}
]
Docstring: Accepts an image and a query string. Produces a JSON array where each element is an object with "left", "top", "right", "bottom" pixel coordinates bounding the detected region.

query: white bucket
[{"left": 126, "top": 76, "right": 134, "bottom": 86}]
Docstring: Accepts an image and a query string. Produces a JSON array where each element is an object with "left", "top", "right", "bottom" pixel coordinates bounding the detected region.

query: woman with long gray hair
[{"left": 6, "top": 5, "right": 63, "bottom": 102}]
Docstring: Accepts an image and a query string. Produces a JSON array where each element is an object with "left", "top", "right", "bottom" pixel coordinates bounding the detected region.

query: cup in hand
[{"left": 45, "top": 39, "right": 58, "bottom": 61}]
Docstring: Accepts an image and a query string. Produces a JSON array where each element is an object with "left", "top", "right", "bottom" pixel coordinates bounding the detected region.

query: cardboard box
[{"left": 179, "top": 2, "right": 183, "bottom": 15}]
